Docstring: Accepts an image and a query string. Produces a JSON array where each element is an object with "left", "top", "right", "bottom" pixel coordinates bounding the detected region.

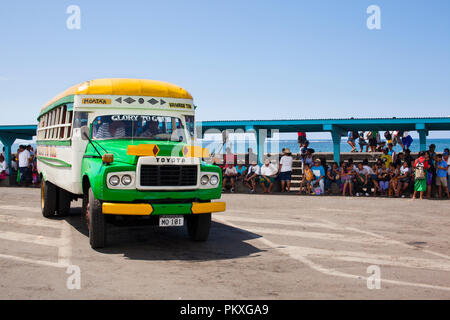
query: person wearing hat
[
  {"left": 311, "top": 158, "right": 325, "bottom": 194},
  {"left": 279, "top": 148, "right": 293, "bottom": 192},
  {"left": 244, "top": 160, "right": 260, "bottom": 193},
  {"left": 223, "top": 163, "right": 238, "bottom": 193},
  {"left": 260, "top": 158, "right": 278, "bottom": 193}
]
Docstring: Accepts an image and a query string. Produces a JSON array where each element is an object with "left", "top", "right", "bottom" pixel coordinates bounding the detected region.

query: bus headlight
[
  {"left": 109, "top": 175, "right": 120, "bottom": 186},
  {"left": 210, "top": 175, "right": 219, "bottom": 185},
  {"left": 107, "top": 171, "right": 135, "bottom": 189},
  {"left": 200, "top": 175, "right": 209, "bottom": 185},
  {"left": 121, "top": 175, "right": 132, "bottom": 185}
]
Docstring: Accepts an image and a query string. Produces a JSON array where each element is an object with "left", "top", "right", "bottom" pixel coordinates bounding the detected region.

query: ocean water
[{"left": 198, "top": 138, "right": 450, "bottom": 155}]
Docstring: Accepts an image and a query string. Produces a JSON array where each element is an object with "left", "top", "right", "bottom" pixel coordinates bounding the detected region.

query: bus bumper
[{"left": 102, "top": 201, "right": 226, "bottom": 216}]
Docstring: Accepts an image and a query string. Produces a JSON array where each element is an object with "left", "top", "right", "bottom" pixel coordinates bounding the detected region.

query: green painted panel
[
  {"left": 151, "top": 203, "right": 192, "bottom": 215},
  {"left": 36, "top": 140, "right": 72, "bottom": 146},
  {"left": 37, "top": 156, "right": 72, "bottom": 168},
  {"left": 37, "top": 95, "right": 75, "bottom": 120}
]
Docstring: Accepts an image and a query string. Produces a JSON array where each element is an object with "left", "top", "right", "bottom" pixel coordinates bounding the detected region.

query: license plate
[{"left": 159, "top": 215, "right": 184, "bottom": 227}]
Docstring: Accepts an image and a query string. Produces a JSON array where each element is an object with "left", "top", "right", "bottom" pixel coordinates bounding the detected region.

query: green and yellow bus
[{"left": 37, "top": 78, "right": 225, "bottom": 248}]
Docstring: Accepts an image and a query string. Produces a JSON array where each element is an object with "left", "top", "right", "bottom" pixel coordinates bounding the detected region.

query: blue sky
[{"left": 0, "top": 0, "right": 449, "bottom": 139}]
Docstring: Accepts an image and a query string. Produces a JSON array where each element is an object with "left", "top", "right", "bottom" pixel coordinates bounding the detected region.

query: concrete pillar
[
  {"left": 331, "top": 131, "right": 341, "bottom": 163},
  {"left": 0, "top": 134, "right": 16, "bottom": 185},
  {"left": 254, "top": 128, "right": 267, "bottom": 165},
  {"left": 418, "top": 130, "right": 427, "bottom": 152}
]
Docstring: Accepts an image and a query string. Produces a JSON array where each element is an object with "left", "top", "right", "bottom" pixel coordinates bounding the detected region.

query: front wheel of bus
[
  {"left": 41, "top": 180, "right": 57, "bottom": 218},
  {"left": 87, "top": 188, "right": 106, "bottom": 249},
  {"left": 187, "top": 213, "right": 211, "bottom": 241}
]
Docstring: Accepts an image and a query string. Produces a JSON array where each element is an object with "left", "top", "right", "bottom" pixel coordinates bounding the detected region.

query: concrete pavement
[{"left": 0, "top": 187, "right": 449, "bottom": 299}]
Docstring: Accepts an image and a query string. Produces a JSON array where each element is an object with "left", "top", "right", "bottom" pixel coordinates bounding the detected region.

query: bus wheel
[
  {"left": 88, "top": 187, "right": 106, "bottom": 249},
  {"left": 57, "top": 188, "right": 71, "bottom": 216},
  {"left": 41, "top": 180, "right": 57, "bottom": 218},
  {"left": 187, "top": 213, "right": 211, "bottom": 241}
]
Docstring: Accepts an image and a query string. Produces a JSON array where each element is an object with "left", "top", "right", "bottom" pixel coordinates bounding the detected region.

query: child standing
[{"left": 412, "top": 152, "right": 429, "bottom": 200}]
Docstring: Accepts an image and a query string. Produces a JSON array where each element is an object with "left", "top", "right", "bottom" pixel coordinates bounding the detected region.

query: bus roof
[{"left": 40, "top": 78, "right": 193, "bottom": 114}]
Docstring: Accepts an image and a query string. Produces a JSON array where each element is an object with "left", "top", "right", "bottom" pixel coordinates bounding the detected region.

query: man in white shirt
[
  {"left": 260, "top": 159, "right": 278, "bottom": 193},
  {"left": 223, "top": 164, "right": 238, "bottom": 193},
  {"left": 18, "top": 145, "right": 31, "bottom": 185},
  {"left": 244, "top": 160, "right": 260, "bottom": 193},
  {"left": 279, "top": 148, "right": 293, "bottom": 192}
]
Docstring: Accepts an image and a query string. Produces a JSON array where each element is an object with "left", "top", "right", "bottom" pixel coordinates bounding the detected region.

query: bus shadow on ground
[{"left": 64, "top": 207, "right": 264, "bottom": 262}]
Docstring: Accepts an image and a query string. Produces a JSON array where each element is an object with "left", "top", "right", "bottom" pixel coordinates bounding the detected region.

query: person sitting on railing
[
  {"left": 224, "top": 147, "right": 236, "bottom": 166},
  {"left": 358, "top": 131, "right": 368, "bottom": 153}
]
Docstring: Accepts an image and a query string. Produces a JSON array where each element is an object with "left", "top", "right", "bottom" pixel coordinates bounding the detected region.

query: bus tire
[
  {"left": 88, "top": 188, "right": 106, "bottom": 249},
  {"left": 57, "top": 188, "right": 71, "bottom": 216},
  {"left": 187, "top": 213, "right": 211, "bottom": 241},
  {"left": 41, "top": 180, "right": 57, "bottom": 218}
]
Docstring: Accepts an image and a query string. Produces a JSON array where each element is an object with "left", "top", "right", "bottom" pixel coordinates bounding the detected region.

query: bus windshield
[{"left": 92, "top": 115, "right": 186, "bottom": 142}]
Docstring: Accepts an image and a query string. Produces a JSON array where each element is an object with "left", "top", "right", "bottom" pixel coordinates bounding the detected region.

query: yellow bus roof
[{"left": 41, "top": 78, "right": 193, "bottom": 112}]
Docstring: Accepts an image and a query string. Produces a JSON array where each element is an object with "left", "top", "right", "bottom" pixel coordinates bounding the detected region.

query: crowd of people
[
  {"left": 216, "top": 141, "right": 450, "bottom": 200},
  {"left": 0, "top": 145, "right": 39, "bottom": 186},
  {"left": 346, "top": 130, "right": 414, "bottom": 153}
]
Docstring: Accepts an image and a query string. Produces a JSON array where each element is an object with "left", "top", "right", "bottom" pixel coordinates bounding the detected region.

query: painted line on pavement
[
  {"left": 214, "top": 216, "right": 450, "bottom": 292},
  {"left": 0, "top": 214, "right": 63, "bottom": 229},
  {"left": 0, "top": 253, "right": 68, "bottom": 268},
  {"left": 0, "top": 231, "right": 63, "bottom": 247}
]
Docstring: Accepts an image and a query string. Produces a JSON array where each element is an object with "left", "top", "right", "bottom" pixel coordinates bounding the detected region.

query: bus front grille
[{"left": 140, "top": 165, "right": 198, "bottom": 187}]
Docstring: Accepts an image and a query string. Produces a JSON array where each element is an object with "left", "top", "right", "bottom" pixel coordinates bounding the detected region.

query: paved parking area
[{"left": 0, "top": 187, "right": 449, "bottom": 299}]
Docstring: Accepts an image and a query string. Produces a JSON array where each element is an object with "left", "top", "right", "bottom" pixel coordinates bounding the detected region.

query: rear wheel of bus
[
  {"left": 41, "top": 180, "right": 57, "bottom": 218},
  {"left": 187, "top": 213, "right": 211, "bottom": 241},
  {"left": 83, "top": 187, "right": 106, "bottom": 249}
]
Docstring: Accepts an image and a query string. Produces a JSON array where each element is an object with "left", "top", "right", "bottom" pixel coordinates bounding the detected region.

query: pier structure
[
  {"left": 197, "top": 117, "right": 450, "bottom": 164},
  {"left": 0, "top": 125, "right": 37, "bottom": 185},
  {"left": 1, "top": 117, "right": 450, "bottom": 181}
]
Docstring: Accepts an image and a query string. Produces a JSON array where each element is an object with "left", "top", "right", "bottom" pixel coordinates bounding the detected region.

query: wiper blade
[{"left": 82, "top": 132, "right": 103, "bottom": 157}]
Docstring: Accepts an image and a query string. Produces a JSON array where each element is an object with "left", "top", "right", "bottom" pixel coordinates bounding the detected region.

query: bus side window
[
  {"left": 66, "top": 111, "right": 74, "bottom": 139},
  {"left": 73, "top": 111, "right": 88, "bottom": 129},
  {"left": 59, "top": 105, "right": 67, "bottom": 139}
]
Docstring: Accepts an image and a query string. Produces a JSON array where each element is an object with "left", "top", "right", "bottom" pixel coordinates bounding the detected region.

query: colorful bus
[{"left": 37, "top": 78, "right": 225, "bottom": 248}]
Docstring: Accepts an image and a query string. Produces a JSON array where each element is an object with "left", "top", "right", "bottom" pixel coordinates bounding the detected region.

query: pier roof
[{"left": 197, "top": 117, "right": 450, "bottom": 133}]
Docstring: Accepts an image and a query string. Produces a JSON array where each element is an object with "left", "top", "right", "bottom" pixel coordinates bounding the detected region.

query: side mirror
[{"left": 81, "top": 126, "right": 90, "bottom": 140}]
